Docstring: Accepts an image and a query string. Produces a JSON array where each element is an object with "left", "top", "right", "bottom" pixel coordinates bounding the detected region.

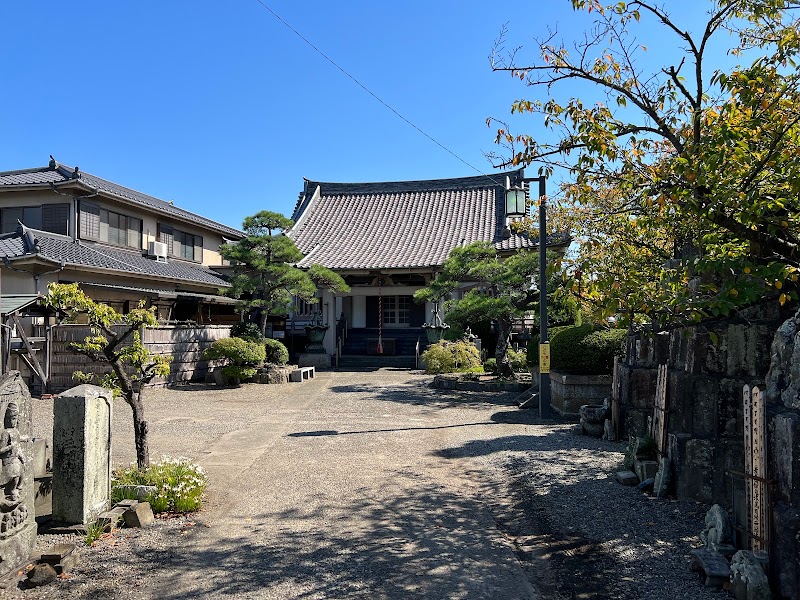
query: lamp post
[{"left": 507, "top": 175, "right": 552, "bottom": 419}]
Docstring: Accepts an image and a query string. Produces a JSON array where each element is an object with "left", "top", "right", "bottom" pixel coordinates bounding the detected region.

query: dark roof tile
[
  {"left": 0, "top": 162, "right": 244, "bottom": 238},
  {"left": 288, "top": 171, "right": 568, "bottom": 270},
  {"left": 0, "top": 227, "right": 230, "bottom": 288}
]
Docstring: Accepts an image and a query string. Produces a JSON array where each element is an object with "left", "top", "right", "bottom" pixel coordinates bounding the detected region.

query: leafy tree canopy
[
  {"left": 220, "top": 211, "right": 349, "bottom": 333},
  {"left": 489, "top": 1, "right": 800, "bottom": 327},
  {"left": 44, "top": 283, "right": 170, "bottom": 468},
  {"left": 415, "top": 242, "right": 576, "bottom": 375}
]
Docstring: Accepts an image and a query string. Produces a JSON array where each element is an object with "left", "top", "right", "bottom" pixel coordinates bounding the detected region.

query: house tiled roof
[
  {"left": 288, "top": 171, "right": 569, "bottom": 270},
  {"left": 0, "top": 225, "right": 230, "bottom": 289},
  {"left": 0, "top": 160, "right": 244, "bottom": 239}
]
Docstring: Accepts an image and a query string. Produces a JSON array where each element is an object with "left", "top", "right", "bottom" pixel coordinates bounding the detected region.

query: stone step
[{"left": 337, "top": 355, "right": 416, "bottom": 369}]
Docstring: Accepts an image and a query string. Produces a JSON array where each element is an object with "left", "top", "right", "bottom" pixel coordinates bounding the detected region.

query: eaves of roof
[
  {"left": 0, "top": 226, "right": 231, "bottom": 291},
  {"left": 287, "top": 169, "right": 573, "bottom": 271}
]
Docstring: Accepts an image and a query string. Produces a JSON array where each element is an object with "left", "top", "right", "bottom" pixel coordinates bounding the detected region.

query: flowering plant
[{"left": 112, "top": 456, "right": 207, "bottom": 513}]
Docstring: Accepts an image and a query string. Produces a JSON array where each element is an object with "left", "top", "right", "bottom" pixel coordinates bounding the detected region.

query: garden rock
[
  {"left": 123, "top": 501, "right": 155, "bottom": 528},
  {"left": 115, "top": 484, "right": 156, "bottom": 501},
  {"left": 26, "top": 563, "right": 57, "bottom": 587},
  {"left": 634, "top": 459, "right": 658, "bottom": 482},
  {"left": 653, "top": 457, "right": 671, "bottom": 499},
  {"left": 579, "top": 402, "right": 609, "bottom": 437},
  {"left": 689, "top": 548, "right": 730, "bottom": 587},
  {"left": 615, "top": 471, "right": 639, "bottom": 486},
  {"left": 602, "top": 419, "right": 615, "bottom": 441},
  {"left": 730, "top": 550, "right": 772, "bottom": 600}
]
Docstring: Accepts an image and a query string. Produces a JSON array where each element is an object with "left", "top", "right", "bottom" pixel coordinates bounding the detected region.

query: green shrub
[
  {"left": 204, "top": 337, "right": 265, "bottom": 385},
  {"left": 526, "top": 324, "right": 626, "bottom": 375},
  {"left": 204, "top": 337, "right": 265, "bottom": 366},
  {"left": 112, "top": 456, "right": 207, "bottom": 514},
  {"left": 507, "top": 348, "right": 528, "bottom": 372},
  {"left": 263, "top": 338, "right": 289, "bottom": 365},
  {"left": 421, "top": 340, "right": 482, "bottom": 374},
  {"left": 231, "top": 322, "right": 264, "bottom": 343},
  {"left": 221, "top": 365, "right": 258, "bottom": 382},
  {"left": 483, "top": 358, "right": 497, "bottom": 374}
]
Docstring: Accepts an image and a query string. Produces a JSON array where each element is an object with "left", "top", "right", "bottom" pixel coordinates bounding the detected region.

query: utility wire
[{"left": 252, "top": 0, "right": 506, "bottom": 186}]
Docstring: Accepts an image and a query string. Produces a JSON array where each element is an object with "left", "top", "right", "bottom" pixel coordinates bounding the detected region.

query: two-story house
[{"left": 0, "top": 157, "right": 243, "bottom": 322}]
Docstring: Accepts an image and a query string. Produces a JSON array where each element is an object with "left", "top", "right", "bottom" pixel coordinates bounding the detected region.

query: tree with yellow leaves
[
  {"left": 44, "top": 283, "right": 171, "bottom": 468},
  {"left": 489, "top": 1, "right": 800, "bottom": 327}
]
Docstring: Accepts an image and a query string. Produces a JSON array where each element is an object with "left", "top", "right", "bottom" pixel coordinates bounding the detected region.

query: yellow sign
[{"left": 539, "top": 343, "right": 551, "bottom": 373}]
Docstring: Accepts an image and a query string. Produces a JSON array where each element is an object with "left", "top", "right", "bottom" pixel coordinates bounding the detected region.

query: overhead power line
[{"left": 252, "top": 0, "right": 505, "bottom": 185}]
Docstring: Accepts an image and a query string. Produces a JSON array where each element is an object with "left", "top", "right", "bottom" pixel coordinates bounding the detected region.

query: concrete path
[{"left": 128, "top": 370, "right": 540, "bottom": 599}]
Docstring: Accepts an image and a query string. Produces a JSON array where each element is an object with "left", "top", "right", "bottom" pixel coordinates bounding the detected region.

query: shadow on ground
[
  {"left": 328, "top": 378, "right": 524, "bottom": 410},
  {"left": 434, "top": 426, "right": 712, "bottom": 600},
  {"left": 81, "top": 473, "right": 535, "bottom": 600}
]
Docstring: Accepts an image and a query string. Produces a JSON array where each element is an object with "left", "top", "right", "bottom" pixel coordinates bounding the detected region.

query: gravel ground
[{"left": 1, "top": 371, "right": 730, "bottom": 599}]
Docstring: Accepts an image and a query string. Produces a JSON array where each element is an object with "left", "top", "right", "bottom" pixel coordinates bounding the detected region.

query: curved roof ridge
[{"left": 303, "top": 169, "right": 522, "bottom": 197}]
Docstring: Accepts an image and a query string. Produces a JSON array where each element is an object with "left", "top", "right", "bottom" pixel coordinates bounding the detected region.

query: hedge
[{"left": 527, "top": 324, "right": 626, "bottom": 375}]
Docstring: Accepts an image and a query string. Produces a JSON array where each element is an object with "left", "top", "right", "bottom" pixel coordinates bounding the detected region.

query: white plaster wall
[{"left": 352, "top": 296, "right": 367, "bottom": 328}]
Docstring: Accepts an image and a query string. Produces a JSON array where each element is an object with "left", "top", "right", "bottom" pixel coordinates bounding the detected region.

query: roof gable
[{"left": 0, "top": 160, "right": 244, "bottom": 239}]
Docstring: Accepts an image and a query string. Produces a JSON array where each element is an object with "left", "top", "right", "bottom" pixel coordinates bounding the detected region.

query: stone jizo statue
[{"left": 0, "top": 401, "right": 27, "bottom": 505}]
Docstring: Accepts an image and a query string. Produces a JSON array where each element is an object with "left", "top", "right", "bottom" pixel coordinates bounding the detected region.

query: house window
[
  {"left": 79, "top": 202, "right": 142, "bottom": 249},
  {"left": 79, "top": 202, "right": 101, "bottom": 239},
  {"left": 383, "top": 296, "right": 410, "bottom": 327},
  {"left": 159, "top": 224, "right": 202, "bottom": 262},
  {"left": 2, "top": 204, "right": 69, "bottom": 235}
]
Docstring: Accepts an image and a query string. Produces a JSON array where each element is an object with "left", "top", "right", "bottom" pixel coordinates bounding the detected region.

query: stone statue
[
  {"left": 701, "top": 504, "right": 736, "bottom": 556},
  {"left": 0, "top": 401, "right": 28, "bottom": 532},
  {"left": 0, "top": 401, "right": 26, "bottom": 502}
]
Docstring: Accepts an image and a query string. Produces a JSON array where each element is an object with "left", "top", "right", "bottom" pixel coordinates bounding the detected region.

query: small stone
[
  {"left": 123, "top": 501, "right": 155, "bottom": 528},
  {"left": 41, "top": 543, "right": 79, "bottom": 574},
  {"left": 96, "top": 507, "right": 126, "bottom": 531},
  {"left": 634, "top": 459, "right": 659, "bottom": 482},
  {"left": 615, "top": 471, "right": 639, "bottom": 486},
  {"left": 113, "top": 499, "right": 139, "bottom": 509},
  {"left": 115, "top": 484, "right": 156, "bottom": 501},
  {"left": 638, "top": 477, "right": 655, "bottom": 492},
  {"left": 26, "top": 563, "right": 57, "bottom": 587},
  {"left": 41, "top": 542, "right": 76, "bottom": 564}
]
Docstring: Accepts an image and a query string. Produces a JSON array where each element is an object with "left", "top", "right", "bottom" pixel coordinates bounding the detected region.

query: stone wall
[
  {"left": 550, "top": 371, "right": 612, "bottom": 417},
  {"left": 618, "top": 302, "right": 800, "bottom": 598}
]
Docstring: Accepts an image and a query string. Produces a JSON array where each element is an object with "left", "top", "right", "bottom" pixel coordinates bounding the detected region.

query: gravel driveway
[{"left": 5, "top": 370, "right": 727, "bottom": 599}]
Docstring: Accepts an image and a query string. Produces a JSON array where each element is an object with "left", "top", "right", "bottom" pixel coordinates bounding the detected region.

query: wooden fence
[{"left": 49, "top": 324, "right": 232, "bottom": 392}]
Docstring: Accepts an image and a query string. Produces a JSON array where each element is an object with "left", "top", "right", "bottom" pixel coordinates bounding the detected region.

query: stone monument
[
  {"left": 52, "top": 384, "right": 112, "bottom": 526},
  {"left": 0, "top": 371, "right": 36, "bottom": 578}
]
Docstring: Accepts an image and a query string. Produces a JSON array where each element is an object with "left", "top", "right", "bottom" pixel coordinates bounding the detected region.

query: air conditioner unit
[{"left": 148, "top": 241, "right": 169, "bottom": 262}]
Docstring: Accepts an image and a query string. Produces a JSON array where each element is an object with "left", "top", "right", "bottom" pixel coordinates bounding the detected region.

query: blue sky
[{"left": 1, "top": 1, "right": 732, "bottom": 231}]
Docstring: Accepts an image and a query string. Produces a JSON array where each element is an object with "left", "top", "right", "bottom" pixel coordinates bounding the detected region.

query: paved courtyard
[{"left": 20, "top": 370, "right": 722, "bottom": 600}]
